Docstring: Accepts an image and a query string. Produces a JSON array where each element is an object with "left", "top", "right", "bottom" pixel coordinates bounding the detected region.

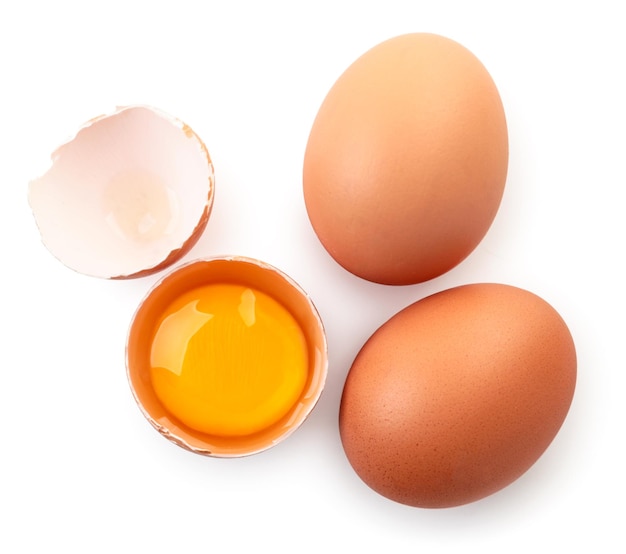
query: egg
[
  {"left": 28, "top": 106, "right": 215, "bottom": 279},
  {"left": 339, "top": 283, "right": 576, "bottom": 508},
  {"left": 126, "top": 256, "right": 328, "bottom": 457},
  {"left": 303, "top": 33, "right": 508, "bottom": 285}
]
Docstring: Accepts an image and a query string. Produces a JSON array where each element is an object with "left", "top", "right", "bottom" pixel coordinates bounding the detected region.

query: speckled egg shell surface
[
  {"left": 303, "top": 33, "right": 508, "bottom": 285},
  {"left": 339, "top": 283, "right": 577, "bottom": 508}
]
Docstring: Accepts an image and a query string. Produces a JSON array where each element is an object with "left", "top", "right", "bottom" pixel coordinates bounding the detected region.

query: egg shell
[
  {"left": 126, "top": 256, "right": 328, "bottom": 457},
  {"left": 339, "top": 283, "right": 577, "bottom": 508},
  {"left": 303, "top": 33, "right": 508, "bottom": 285},
  {"left": 28, "top": 106, "right": 215, "bottom": 279}
]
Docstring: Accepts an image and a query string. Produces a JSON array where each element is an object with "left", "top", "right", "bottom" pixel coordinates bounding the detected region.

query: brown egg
[
  {"left": 339, "top": 283, "right": 576, "bottom": 508},
  {"left": 303, "top": 33, "right": 508, "bottom": 285}
]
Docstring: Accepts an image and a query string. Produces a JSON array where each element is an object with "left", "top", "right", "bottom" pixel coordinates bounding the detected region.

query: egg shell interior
[{"left": 28, "top": 106, "right": 214, "bottom": 278}]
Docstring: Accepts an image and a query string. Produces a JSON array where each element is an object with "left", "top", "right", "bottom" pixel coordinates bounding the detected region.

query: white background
[{"left": 2, "top": 1, "right": 624, "bottom": 552}]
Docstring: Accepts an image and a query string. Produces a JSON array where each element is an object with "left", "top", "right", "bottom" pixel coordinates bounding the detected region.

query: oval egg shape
[
  {"left": 303, "top": 33, "right": 508, "bottom": 285},
  {"left": 339, "top": 283, "right": 576, "bottom": 508}
]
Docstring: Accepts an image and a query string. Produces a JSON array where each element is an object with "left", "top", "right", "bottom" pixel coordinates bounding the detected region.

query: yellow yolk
[{"left": 149, "top": 283, "right": 308, "bottom": 437}]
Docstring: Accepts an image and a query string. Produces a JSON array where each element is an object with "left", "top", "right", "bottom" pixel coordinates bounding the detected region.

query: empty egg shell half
[
  {"left": 28, "top": 106, "right": 215, "bottom": 279},
  {"left": 126, "top": 256, "right": 328, "bottom": 457}
]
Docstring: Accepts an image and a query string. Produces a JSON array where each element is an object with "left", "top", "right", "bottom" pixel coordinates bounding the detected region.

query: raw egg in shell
[{"left": 126, "top": 256, "right": 328, "bottom": 457}]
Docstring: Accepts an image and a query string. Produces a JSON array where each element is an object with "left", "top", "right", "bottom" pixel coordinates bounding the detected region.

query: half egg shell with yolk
[
  {"left": 126, "top": 256, "right": 329, "bottom": 457},
  {"left": 28, "top": 106, "right": 215, "bottom": 279}
]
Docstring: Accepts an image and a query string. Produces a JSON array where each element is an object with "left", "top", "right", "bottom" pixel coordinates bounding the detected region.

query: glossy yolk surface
[{"left": 149, "top": 283, "right": 308, "bottom": 436}]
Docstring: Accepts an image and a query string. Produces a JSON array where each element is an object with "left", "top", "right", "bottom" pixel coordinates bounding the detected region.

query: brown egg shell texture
[
  {"left": 338, "top": 283, "right": 577, "bottom": 508},
  {"left": 303, "top": 33, "right": 509, "bottom": 285}
]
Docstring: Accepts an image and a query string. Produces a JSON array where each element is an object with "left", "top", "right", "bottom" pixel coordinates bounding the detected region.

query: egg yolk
[{"left": 149, "top": 283, "right": 308, "bottom": 437}]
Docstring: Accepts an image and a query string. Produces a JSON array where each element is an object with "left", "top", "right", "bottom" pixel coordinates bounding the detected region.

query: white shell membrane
[{"left": 28, "top": 106, "right": 214, "bottom": 278}]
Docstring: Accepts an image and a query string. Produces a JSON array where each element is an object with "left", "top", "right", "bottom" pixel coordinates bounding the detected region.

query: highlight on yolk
[{"left": 149, "top": 283, "right": 309, "bottom": 437}]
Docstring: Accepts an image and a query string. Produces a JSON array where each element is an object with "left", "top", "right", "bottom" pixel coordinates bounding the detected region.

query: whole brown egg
[
  {"left": 338, "top": 283, "right": 577, "bottom": 508},
  {"left": 303, "top": 33, "right": 508, "bottom": 285}
]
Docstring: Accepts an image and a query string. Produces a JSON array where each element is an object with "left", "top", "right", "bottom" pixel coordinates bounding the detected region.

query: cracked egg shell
[
  {"left": 126, "top": 256, "right": 329, "bottom": 457},
  {"left": 28, "top": 106, "right": 215, "bottom": 279}
]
